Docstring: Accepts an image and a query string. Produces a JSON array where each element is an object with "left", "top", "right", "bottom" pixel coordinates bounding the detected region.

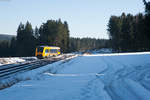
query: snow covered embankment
[{"left": 0, "top": 55, "right": 77, "bottom": 90}]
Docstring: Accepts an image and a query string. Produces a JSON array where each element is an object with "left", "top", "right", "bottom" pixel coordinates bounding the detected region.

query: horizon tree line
[
  {"left": 0, "top": 19, "right": 108, "bottom": 57},
  {"left": 107, "top": 0, "right": 150, "bottom": 52}
]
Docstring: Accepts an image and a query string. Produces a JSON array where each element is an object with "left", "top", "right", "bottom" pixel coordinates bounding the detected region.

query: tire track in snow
[
  {"left": 77, "top": 56, "right": 118, "bottom": 100},
  {"left": 99, "top": 56, "right": 125, "bottom": 85},
  {"left": 100, "top": 56, "right": 150, "bottom": 100},
  {"left": 79, "top": 76, "right": 111, "bottom": 100},
  {"left": 105, "top": 79, "right": 140, "bottom": 100},
  {"left": 125, "top": 64, "right": 150, "bottom": 91},
  {"left": 102, "top": 56, "right": 140, "bottom": 100},
  {"left": 98, "top": 56, "right": 126, "bottom": 100}
]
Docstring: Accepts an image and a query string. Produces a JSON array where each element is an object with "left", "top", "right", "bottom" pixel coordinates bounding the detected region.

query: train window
[
  {"left": 58, "top": 49, "right": 60, "bottom": 52},
  {"left": 55, "top": 49, "right": 57, "bottom": 53},
  {"left": 37, "top": 47, "right": 43, "bottom": 52},
  {"left": 50, "top": 49, "right": 53, "bottom": 53},
  {"left": 45, "top": 49, "right": 49, "bottom": 53},
  {"left": 50, "top": 49, "right": 57, "bottom": 53}
]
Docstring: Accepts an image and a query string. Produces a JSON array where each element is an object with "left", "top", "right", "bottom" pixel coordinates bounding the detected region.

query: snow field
[{"left": 0, "top": 52, "right": 150, "bottom": 100}]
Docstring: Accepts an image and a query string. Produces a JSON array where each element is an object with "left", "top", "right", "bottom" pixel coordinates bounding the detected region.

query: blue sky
[{"left": 0, "top": 0, "right": 145, "bottom": 39}]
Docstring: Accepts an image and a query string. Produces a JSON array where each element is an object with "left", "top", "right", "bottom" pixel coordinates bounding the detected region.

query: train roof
[{"left": 37, "top": 46, "right": 60, "bottom": 49}]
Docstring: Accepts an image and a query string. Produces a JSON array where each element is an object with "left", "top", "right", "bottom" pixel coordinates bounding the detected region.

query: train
[{"left": 35, "top": 46, "right": 61, "bottom": 59}]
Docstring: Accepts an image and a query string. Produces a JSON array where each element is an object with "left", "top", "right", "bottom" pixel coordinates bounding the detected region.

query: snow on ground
[
  {"left": 0, "top": 57, "right": 37, "bottom": 65},
  {"left": 0, "top": 52, "right": 150, "bottom": 100}
]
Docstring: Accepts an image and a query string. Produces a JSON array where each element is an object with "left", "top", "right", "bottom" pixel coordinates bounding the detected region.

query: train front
[{"left": 35, "top": 46, "right": 44, "bottom": 59}]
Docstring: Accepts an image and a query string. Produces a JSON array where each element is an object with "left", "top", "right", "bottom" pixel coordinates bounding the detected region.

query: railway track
[{"left": 0, "top": 54, "right": 75, "bottom": 80}]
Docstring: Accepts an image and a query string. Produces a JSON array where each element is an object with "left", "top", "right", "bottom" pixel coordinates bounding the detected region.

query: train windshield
[{"left": 37, "top": 47, "right": 43, "bottom": 52}]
